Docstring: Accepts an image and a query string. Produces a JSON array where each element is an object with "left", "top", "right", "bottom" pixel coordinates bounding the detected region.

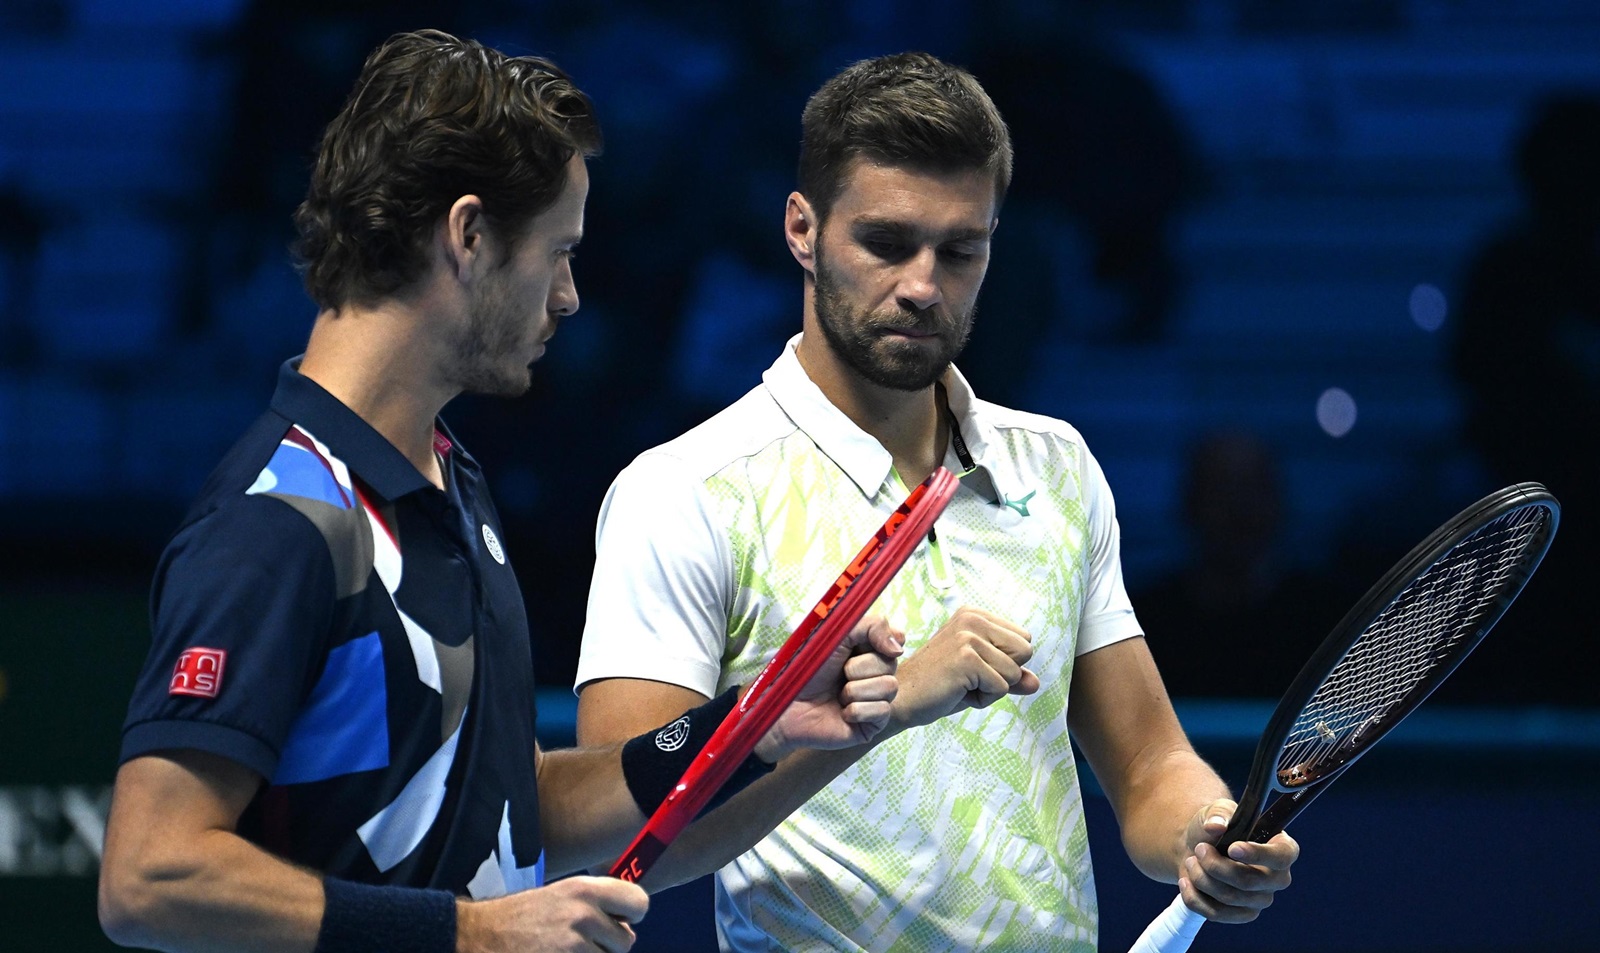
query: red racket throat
[{"left": 609, "top": 467, "right": 961, "bottom": 882}]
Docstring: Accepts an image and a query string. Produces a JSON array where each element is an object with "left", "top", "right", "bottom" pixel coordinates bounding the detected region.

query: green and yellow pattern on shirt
[{"left": 707, "top": 426, "right": 1100, "bottom": 952}]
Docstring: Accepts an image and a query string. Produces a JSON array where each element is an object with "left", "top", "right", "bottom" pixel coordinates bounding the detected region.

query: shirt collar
[
  {"left": 939, "top": 364, "right": 1004, "bottom": 506},
  {"left": 761, "top": 335, "right": 1004, "bottom": 502},
  {"left": 268, "top": 357, "right": 477, "bottom": 503}
]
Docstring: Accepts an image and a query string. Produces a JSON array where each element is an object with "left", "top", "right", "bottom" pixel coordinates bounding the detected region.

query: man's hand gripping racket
[
  {"left": 609, "top": 467, "right": 961, "bottom": 883},
  {"left": 1128, "top": 482, "right": 1559, "bottom": 953}
]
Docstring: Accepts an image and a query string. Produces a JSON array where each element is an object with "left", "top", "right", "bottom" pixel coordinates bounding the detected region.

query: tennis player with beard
[{"left": 574, "top": 52, "right": 1300, "bottom": 951}]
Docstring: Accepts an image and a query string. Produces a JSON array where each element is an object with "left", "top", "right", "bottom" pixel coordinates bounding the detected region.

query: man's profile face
[
  {"left": 451, "top": 155, "right": 589, "bottom": 397},
  {"left": 810, "top": 159, "right": 996, "bottom": 391}
]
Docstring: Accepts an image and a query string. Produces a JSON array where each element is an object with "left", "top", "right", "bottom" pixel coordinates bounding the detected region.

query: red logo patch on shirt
[{"left": 169, "top": 647, "right": 227, "bottom": 699}]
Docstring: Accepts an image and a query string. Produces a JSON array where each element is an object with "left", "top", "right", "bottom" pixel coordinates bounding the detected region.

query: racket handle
[{"left": 1125, "top": 894, "right": 1205, "bottom": 953}]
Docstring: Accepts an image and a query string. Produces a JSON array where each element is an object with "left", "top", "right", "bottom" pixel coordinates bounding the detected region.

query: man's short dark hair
[
  {"left": 798, "top": 52, "right": 1012, "bottom": 223},
  {"left": 293, "top": 30, "right": 602, "bottom": 310}
]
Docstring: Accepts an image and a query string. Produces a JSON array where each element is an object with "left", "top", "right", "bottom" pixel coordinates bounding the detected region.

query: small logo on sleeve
[
  {"left": 654, "top": 716, "right": 691, "bottom": 752},
  {"left": 169, "top": 648, "right": 227, "bottom": 699}
]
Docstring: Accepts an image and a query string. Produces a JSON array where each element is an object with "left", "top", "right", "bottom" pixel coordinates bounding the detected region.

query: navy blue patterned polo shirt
[{"left": 121, "top": 359, "right": 545, "bottom": 896}]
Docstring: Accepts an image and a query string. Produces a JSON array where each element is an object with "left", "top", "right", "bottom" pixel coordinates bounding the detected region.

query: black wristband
[
  {"left": 620, "top": 686, "right": 776, "bottom": 818},
  {"left": 315, "top": 877, "right": 455, "bottom": 953}
]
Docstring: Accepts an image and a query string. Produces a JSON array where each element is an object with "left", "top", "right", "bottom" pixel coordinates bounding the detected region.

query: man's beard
[
  {"left": 449, "top": 275, "right": 536, "bottom": 398},
  {"left": 812, "top": 249, "right": 974, "bottom": 392}
]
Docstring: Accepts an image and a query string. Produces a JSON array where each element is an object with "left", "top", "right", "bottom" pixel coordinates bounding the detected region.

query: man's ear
[
  {"left": 785, "top": 192, "right": 819, "bottom": 276},
  {"left": 441, "top": 194, "right": 491, "bottom": 282}
]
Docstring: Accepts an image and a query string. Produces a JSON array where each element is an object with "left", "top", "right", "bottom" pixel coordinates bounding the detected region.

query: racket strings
[{"left": 1277, "top": 505, "right": 1551, "bottom": 783}]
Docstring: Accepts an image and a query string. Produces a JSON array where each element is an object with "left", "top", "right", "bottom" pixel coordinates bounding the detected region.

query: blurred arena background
[{"left": 1, "top": 1, "right": 1596, "bottom": 950}]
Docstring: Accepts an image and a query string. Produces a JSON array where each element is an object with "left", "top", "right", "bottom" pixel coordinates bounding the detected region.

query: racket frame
[
  {"left": 608, "top": 466, "right": 962, "bottom": 882},
  {"left": 1127, "top": 481, "right": 1559, "bottom": 953},
  {"left": 1222, "top": 481, "right": 1559, "bottom": 847}
]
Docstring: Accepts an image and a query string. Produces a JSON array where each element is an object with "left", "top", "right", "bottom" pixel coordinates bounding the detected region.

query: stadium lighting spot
[
  {"left": 1409, "top": 283, "right": 1448, "bottom": 332},
  {"left": 1317, "top": 387, "right": 1358, "bottom": 438}
]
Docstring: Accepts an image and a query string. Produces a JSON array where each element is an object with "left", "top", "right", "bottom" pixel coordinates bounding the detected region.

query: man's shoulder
[
  {"left": 174, "top": 410, "right": 296, "bottom": 522},
  {"left": 629, "top": 385, "right": 797, "bottom": 483},
  {"left": 971, "top": 397, "right": 1091, "bottom": 449},
  {"left": 169, "top": 409, "right": 362, "bottom": 560}
]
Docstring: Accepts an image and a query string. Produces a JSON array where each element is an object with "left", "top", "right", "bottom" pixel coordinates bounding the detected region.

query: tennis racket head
[
  {"left": 609, "top": 466, "right": 961, "bottom": 881},
  {"left": 1224, "top": 482, "right": 1560, "bottom": 846}
]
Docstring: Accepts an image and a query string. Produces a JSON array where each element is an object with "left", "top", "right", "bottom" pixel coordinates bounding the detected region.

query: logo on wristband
[{"left": 655, "top": 715, "right": 692, "bottom": 752}]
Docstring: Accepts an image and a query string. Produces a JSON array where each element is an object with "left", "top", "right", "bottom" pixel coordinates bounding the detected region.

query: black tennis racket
[
  {"left": 1127, "top": 482, "right": 1559, "bottom": 953},
  {"left": 609, "top": 467, "right": 961, "bottom": 883}
]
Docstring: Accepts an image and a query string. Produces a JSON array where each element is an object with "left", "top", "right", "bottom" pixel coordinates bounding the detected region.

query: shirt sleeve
[
  {"left": 120, "top": 496, "right": 338, "bottom": 780},
  {"left": 574, "top": 452, "right": 732, "bottom": 698},
  {"left": 1074, "top": 444, "right": 1146, "bottom": 656}
]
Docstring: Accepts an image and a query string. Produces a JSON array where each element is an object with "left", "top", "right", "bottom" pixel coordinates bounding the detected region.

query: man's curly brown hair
[{"left": 292, "top": 30, "right": 602, "bottom": 310}]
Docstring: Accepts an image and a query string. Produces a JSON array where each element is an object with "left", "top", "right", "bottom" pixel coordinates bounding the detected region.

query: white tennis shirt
[{"left": 577, "top": 335, "right": 1143, "bottom": 951}]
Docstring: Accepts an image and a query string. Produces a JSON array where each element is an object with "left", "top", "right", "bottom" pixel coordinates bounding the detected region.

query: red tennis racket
[{"left": 609, "top": 467, "right": 961, "bottom": 883}]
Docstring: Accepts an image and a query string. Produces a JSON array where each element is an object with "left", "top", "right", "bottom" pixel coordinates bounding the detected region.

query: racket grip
[{"left": 1125, "top": 894, "right": 1205, "bottom": 953}]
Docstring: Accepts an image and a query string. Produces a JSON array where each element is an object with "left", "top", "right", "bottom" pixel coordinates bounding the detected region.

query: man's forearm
[
  {"left": 634, "top": 743, "right": 868, "bottom": 892},
  {"left": 540, "top": 687, "right": 779, "bottom": 878},
  {"left": 570, "top": 608, "right": 1040, "bottom": 891},
  {"left": 102, "top": 755, "right": 330, "bottom": 953},
  {"left": 1114, "top": 748, "right": 1232, "bottom": 884},
  {"left": 536, "top": 744, "right": 648, "bottom": 876},
  {"left": 100, "top": 828, "right": 327, "bottom": 953}
]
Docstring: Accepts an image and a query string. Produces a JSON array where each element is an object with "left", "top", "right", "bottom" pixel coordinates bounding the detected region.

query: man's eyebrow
[{"left": 849, "top": 217, "right": 992, "bottom": 243}]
